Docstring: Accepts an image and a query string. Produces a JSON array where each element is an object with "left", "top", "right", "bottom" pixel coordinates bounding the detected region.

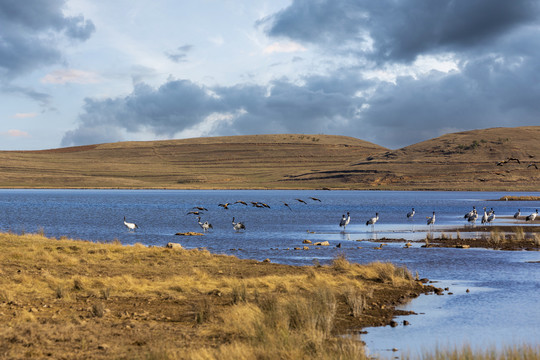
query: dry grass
[
  {"left": 409, "top": 343, "right": 540, "bottom": 360},
  {"left": 1, "top": 127, "right": 540, "bottom": 190},
  {"left": 0, "top": 231, "right": 428, "bottom": 359}
]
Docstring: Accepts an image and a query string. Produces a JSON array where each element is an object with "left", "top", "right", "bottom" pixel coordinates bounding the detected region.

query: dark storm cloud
[
  {"left": 261, "top": 0, "right": 539, "bottom": 62},
  {"left": 61, "top": 73, "right": 373, "bottom": 146},
  {"left": 0, "top": 0, "right": 95, "bottom": 78}
]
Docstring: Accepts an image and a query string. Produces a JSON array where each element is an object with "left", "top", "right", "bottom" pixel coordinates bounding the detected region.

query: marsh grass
[
  {"left": 410, "top": 343, "right": 540, "bottom": 360},
  {"left": 0, "top": 232, "right": 427, "bottom": 360}
]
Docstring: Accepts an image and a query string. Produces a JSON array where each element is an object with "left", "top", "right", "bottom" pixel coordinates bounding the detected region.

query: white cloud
[
  {"left": 13, "top": 113, "right": 38, "bottom": 119},
  {"left": 41, "top": 69, "right": 101, "bottom": 84},
  {"left": 2, "top": 130, "right": 30, "bottom": 138},
  {"left": 263, "top": 41, "right": 306, "bottom": 54}
]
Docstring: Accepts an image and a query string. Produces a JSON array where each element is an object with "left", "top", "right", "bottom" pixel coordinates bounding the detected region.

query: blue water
[{"left": 0, "top": 189, "right": 539, "bottom": 356}]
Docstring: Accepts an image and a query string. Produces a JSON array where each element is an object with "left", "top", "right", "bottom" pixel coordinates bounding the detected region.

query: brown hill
[
  {"left": 0, "top": 134, "right": 387, "bottom": 189},
  {"left": 291, "top": 126, "right": 540, "bottom": 190},
  {"left": 1, "top": 128, "right": 539, "bottom": 190}
]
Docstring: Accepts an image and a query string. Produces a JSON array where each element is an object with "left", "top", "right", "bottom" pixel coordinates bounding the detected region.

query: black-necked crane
[
  {"left": 193, "top": 206, "right": 208, "bottom": 211},
  {"left": 197, "top": 216, "right": 213, "bottom": 232},
  {"left": 527, "top": 163, "right": 538, "bottom": 169},
  {"left": 339, "top": 212, "right": 350, "bottom": 230},
  {"left": 234, "top": 201, "right": 248, "bottom": 206},
  {"left": 407, "top": 208, "right": 415, "bottom": 219},
  {"left": 366, "top": 212, "right": 379, "bottom": 231},
  {"left": 295, "top": 198, "right": 307, "bottom": 205},
  {"left": 219, "top": 203, "right": 230, "bottom": 210},
  {"left": 186, "top": 210, "right": 202, "bottom": 215},
  {"left": 487, "top": 210, "right": 495, "bottom": 225},
  {"left": 481, "top": 207, "right": 488, "bottom": 225},
  {"left": 282, "top": 201, "right": 292, "bottom": 211},
  {"left": 309, "top": 197, "right": 321, "bottom": 202},
  {"left": 526, "top": 209, "right": 538, "bottom": 222},
  {"left": 426, "top": 212, "right": 436, "bottom": 227},
  {"left": 467, "top": 209, "right": 478, "bottom": 226},
  {"left": 123, "top": 216, "right": 138, "bottom": 231},
  {"left": 514, "top": 209, "right": 521, "bottom": 219},
  {"left": 232, "top": 217, "right": 246, "bottom": 231},
  {"left": 464, "top": 206, "right": 476, "bottom": 220}
]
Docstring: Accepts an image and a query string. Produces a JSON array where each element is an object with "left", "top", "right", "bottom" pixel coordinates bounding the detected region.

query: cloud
[
  {"left": 260, "top": 0, "right": 540, "bottom": 62},
  {"left": 13, "top": 113, "right": 38, "bottom": 119},
  {"left": 41, "top": 69, "right": 101, "bottom": 84},
  {"left": 165, "top": 45, "right": 194, "bottom": 63},
  {"left": 0, "top": 0, "right": 95, "bottom": 105},
  {"left": 2, "top": 129, "right": 30, "bottom": 138},
  {"left": 263, "top": 41, "right": 306, "bottom": 54}
]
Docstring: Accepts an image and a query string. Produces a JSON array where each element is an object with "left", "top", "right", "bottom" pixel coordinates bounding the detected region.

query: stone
[
  {"left": 403, "top": 320, "right": 410, "bottom": 326},
  {"left": 389, "top": 320, "right": 398, "bottom": 327},
  {"left": 263, "top": 258, "right": 271, "bottom": 263},
  {"left": 165, "top": 242, "right": 182, "bottom": 249},
  {"left": 175, "top": 232, "right": 204, "bottom": 236},
  {"left": 302, "top": 239, "right": 312, "bottom": 244},
  {"left": 314, "top": 241, "right": 330, "bottom": 246}
]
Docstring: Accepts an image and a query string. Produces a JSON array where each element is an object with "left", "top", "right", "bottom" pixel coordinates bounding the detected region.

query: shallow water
[{"left": 0, "top": 189, "right": 539, "bottom": 356}]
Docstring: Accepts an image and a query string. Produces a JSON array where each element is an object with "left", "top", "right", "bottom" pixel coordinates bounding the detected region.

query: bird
[
  {"left": 192, "top": 206, "right": 208, "bottom": 211},
  {"left": 487, "top": 210, "right": 495, "bottom": 225},
  {"left": 218, "top": 203, "right": 230, "bottom": 210},
  {"left": 309, "top": 197, "right": 321, "bottom": 202},
  {"left": 426, "top": 212, "right": 436, "bottom": 226},
  {"left": 186, "top": 210, "right": 203, "bottom": 215},
  {"left": 295, "top": 198, "right": 307, "bottom": 204},
  {"left": 339, "top": 212, "right": 350, "bottom": 230},
  {"left": 234, "top": 200, "right": 248, "bottom": 206},
  {"left": 282, "top": 201, "right": 292, "bottom": 211},
  {"left": 507, "top": 157, "right": 521, "bottom": 164},
  {"left": 514, "top": 209, "right": 521, "bottom": 219},
  {"left": 123, "top": 216, "right": 138, "bottom": 231},
  {"left": 464, "top": 206, "right": 476, "bottom": 220},
  {"left": 366, "top": 213, "right": 379, "bottom": 230},
  {"left": 467, "top": 209, "right": 478, "bottom": 225},
  {"left": 481, "top": 207, "right": 488, "bottom": 225},
  {"left": 527, "top": 163, "right": 538, "bottom": 169},
  {"left": 232, "top": 217, "right": 246, "bottom": 231},
  {"left": 406, "top": 208, "right": 415, "bottom": 219},
  {"left": 197, "top": 217, "right": 213, "bottom": 232},
  {"left": 261, "top": 202, "right": 271, "bottom": 208},
  {"left": 526, "top": 209, "right": 538, "bottom": 222}
]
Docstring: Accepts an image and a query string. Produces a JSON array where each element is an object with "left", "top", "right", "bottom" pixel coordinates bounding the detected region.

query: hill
[{"left": 0, "top": 128, "right": 539, "bottom": 190}]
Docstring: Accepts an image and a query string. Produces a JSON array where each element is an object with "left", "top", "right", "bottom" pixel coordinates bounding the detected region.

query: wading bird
[
  {"left": 309, "top": 197, "right": 321, "bottom": 202},
  {"left": 481, "top": 207, "right": 488, "bottom": 225},
  {"left": 192, "top": 206, "right": 208, "bottom": 211},
  {"left": 339, "top": 212, "right": 350, "bottom": 230},
  {"left": 232, "top": 217, "right": 246, "bottom": 231},
  {"left": 123, "top": 216, "right": 138, "bottom": 231},
  {"left": 295, "top": 198, "right": 307, "bottom": 204},
  {"left": 186, "top": 210, "right": 203, "bottom": 215},
  {"left": 464, "top": 206, "right": 476, "bottom": 220},
  {"left": 526, "top": 209, "right": 538, "bottom": 222},
  {"left": 407, "top": 208, "right": 415, "bottom": 219},
  {"left": 366, "top": 213, "right": 379, "bottom": 231},
  {"left": 197, "top": 217, "right": 213, "bottom": 232},
  {"left": 487, "top": 210, "right": 496, "bottom": 225},
  {"left": 467, "top": 209, "right": 478, "bottom": 226},
  {"left": 426, "top": 212, "right": 436, "bottom": 227},
  {"left": 514, "top": 209, "right": 521, "bottom": 219}
]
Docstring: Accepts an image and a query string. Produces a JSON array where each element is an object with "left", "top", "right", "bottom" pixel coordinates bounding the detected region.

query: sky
[{"left": 1, "top": 0, "right": 540, "bottom": 151}]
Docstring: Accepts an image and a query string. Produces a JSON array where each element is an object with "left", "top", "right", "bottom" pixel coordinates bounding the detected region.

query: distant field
[{"left": 1, "top": 127, "right": 539, "bottom": 190}]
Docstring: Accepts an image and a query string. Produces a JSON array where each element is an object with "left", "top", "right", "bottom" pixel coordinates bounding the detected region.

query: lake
[{"left": 0, "top": 189, "right": 539, "bottom": 357}]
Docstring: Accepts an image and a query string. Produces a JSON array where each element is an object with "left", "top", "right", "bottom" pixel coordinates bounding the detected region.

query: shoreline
[{"left": 0, "top": 232, "right": 436, "bottom": 359}]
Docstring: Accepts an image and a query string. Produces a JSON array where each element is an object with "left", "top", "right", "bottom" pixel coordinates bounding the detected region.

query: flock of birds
[{"left": 122, "top": 198, "right": 539, "bottom": 233}]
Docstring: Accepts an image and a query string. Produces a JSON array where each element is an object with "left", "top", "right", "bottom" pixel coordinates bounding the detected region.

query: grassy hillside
[{"left": 1, "top": 128, "right": 539, "bottom": 190}]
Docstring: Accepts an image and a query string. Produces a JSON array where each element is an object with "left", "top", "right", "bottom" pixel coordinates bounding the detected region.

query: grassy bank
[{"left": 0, "top": 232, "right": 430, "bottom": 359}]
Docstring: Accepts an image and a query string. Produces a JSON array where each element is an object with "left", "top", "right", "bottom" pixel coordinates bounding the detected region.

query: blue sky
[{"left": 1, "top": 0, "right": 539, "bottom": 150}]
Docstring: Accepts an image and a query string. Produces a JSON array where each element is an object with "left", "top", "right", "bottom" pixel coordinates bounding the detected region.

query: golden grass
[
  {"left": 409, "top": 343, "right": 540, "bottom": 360},
  {"left": 1, "top": 127, "right": 540, "bottom": 190},
  {"left": 0, "top": 231, "right": 427, "bottom": 359}
]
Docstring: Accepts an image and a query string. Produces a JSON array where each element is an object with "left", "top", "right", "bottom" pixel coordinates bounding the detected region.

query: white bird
[
  {"left": 514, "top": 209, "right": 521, "bottom": 219},
  {"left": 526, "top": 209, "right": 538, "bottom": 222},
  {"left": 366, "top": 212, "right": 379, "bottom": 230},
  {"left": 407, "top": 208, "right": 415, "bottom": 219},
  {"left": 123, "top": 216, "right": 138, "bottom": 231},
  {"left": 481, "top": 207, "right": 488, "bottom": 225},
  {"left": 232, "top": 217, "right": 246, "bottom": 231},
  {"left": 487, "top": 210, "right": 495, "bottom": 225},
  {"left": 339, "top": 212, "right": 351, "bottom": 230},
  {"left": 426, "top": 212, "right": 436, "bottom": 226},
  {"left": 197, "top": 216, "right": 213, "bottom": 232}
]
